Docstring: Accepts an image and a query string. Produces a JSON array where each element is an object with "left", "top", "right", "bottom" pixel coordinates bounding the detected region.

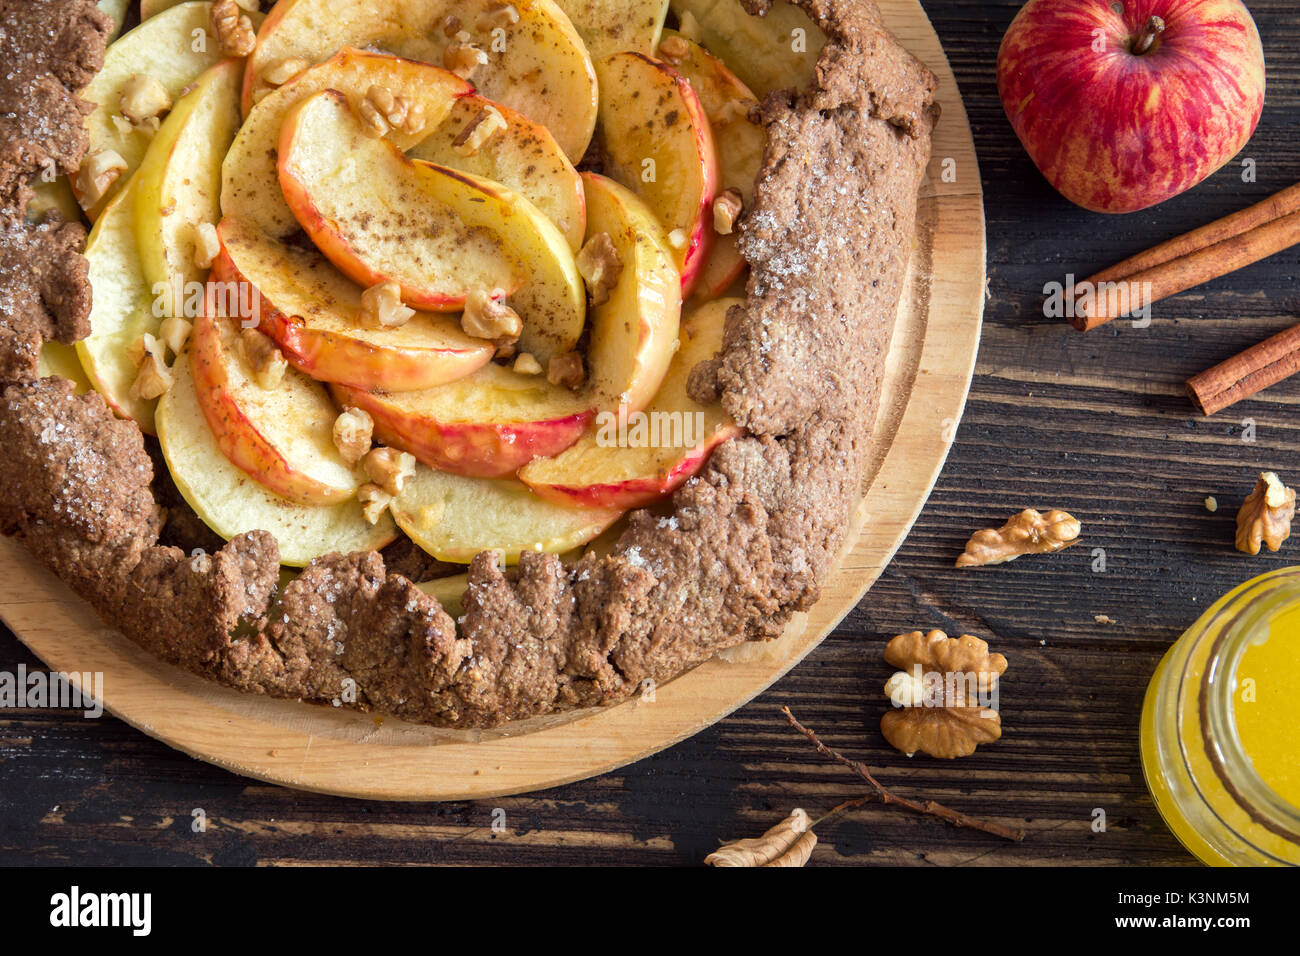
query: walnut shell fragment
[
  {"left": 704, "top": 809, "right": 816, "bottom": 867},
  {"left": 956, "top": 508, "right": 1080, "bottom": 568},
  {"left": 1235, "top": 471, "right": 1295, "bottom": 555},
  {"left": 880, "top": 630, "right": 1007, "bottom": 759}
]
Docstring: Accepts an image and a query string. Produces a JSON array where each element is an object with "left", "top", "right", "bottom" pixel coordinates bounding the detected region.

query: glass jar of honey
[{"left": 1140, "top": 567, "right": 1300, "bottom": 865}]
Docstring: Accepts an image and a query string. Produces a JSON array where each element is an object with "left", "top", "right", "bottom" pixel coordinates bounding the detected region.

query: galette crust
[{"left": 0, "top": 0, "right": 937, "bottom": 727}]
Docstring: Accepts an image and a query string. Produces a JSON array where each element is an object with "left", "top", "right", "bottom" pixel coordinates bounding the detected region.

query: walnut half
[
  {"left": 956, "top": 508, "right": 1080, "bottom": 568},
  {"left": 1236, "top": 471, "right": 1295, "bottom": 555},
  {"left": 880, "top": 630, "right": 1007, "bottom": 759}
]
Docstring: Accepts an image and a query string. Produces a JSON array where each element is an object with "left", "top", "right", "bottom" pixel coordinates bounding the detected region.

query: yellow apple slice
[
  {"left": 408, "top": 93, "right": 586, "bottom": 252},
  {"left": 333, "top": 363, "right": 593, "bottom": 479},
  {"left": 392, "top": 468, "right": 622, "bottom": 565},
  {"left": 553, "top": 0, "right": 668, "bottom": 59},
  {"left": 79, "top": 2, "right": 259, "bottom": 218},
  {"left": 38, "top": 343, "right": 93, "bottom": 394},
  {"left": 77, "top": 178, "right": 163, "bottom": 433},
  {"left": 595, "top": 52, "right": 718, "bottom": 294},
  {"left": 244, "top": 0, "right": 598, "bottom": 161},
  {"left": 416, "top": 573, "right": 469, "bottom": 617},
  {"left": 214, "top": 218, "right": 494, "bottom": 391},
  {"left": 157, "top": 354, "right": 397, "bottom": 567},
  {"left": 660, "top": 31, "right": 765, "bottom": 300},
  {"left": 27, "top": 178, "right": 81, "bottom": 224},
  {"left": 279, "top": 91, "right": 586, "bottom": 361},
  {"left": 189, "top": 312, "right": 361, "bottom": 506},
  {"left": 133, "top": 59, "right": 242, "bottom": 300},
  {"left": 100, "top": 0, "right": 131, "bottom": 38},
  {"left": 140, "top": 0, "right": 184, "bottom": 17},
  {"left": 521, "top": 297, "right": 741, "bottom": 509},
  {"left": 580, "top": 173, "right": 680, "bottom": 415},
  {"left": 668, "top": 0, "right": 825, "bottom": 98},
  {"left": 221, "top": 47, "right": 472, "bottom": 241}
]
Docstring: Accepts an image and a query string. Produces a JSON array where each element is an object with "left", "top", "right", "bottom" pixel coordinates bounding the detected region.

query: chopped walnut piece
[
  {"left": 75, "top": 149, "right": 128, "bottom": 207},
  {"left": 333, "top": 407, "right": 374, "bottom": 465},
  {"left": 712, "top": 188, "right": 743, "bottom": 235},
  {"left": 239, "top": 328, "right": 288, "bottom": 389},
  {"left": 667, "top": 228, "right": 688, "bottom": 250},
  {"left": 192, "top": 222, "right": 221, "bottom": 270},
  {"left": 880, "top": 630, "right": 1008, "bottom": 759},
  {"left": 363, "top": 447, "right": 417, "bottom": 496},
  {"left": 576, "top": 232, "right": 623, "bottom": 307},
  {"left": 452, "top": 105, "right": 507, "bottom": 156},
  {"left": 460, "top": 290, "right": 522, "bottom": 351},
  {"left": 513, "top": 352, "right": 542, "bottom": 376},
  {"left": 359, "top": 84, "right": 426, "bottom": 138},
  {"left": 360, "top": 281, "right": 415, "bottom": 329},
  {"left": 1205, "top": 496, "right": 1219, "bottom": 513},
  {"left": 261, "top": 57, "right": 310, "bottom": 88},
  {"left": 444, "top": 34, "right": 488, "bottom": 81},
  {"left": 440, "top": 14, "right": 462, "bottom": 37},
  {"left": 211, "top": 0, "right": 257, "bottom": 57},
  {"left": 956, "top": 508, "right": 1081, "bottom": 568},
  {"left": 129, "top": 334, "right": 173, "bottom": 400},
  {"left": 119, "top": 73, "right": 171, "bottom": 125},
  {"left": 158, "top": 316, "right": 193, "bottom": 357},
  {"left": 547, "top": 351, "right": 585, "bottom": 389},
  {"left": 358, "top": 483, "right": 393, "bottom": 525},
  {"left": 658, "top": 35, "right": 690, "bottom": 64},
  {"left": 1235, "top": 471, "right": 1295, "bottom": 555},
  {"left": 476, "top": 3, "right": 519, "bottom": 30}
]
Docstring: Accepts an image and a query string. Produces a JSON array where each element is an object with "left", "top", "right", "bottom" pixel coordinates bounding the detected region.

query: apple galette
[{"left": 0, "top": 0, "right": 938, "bottom": 727}]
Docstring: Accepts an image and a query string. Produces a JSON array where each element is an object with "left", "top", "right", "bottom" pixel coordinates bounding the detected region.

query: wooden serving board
[{"left": 0, "top": 0, "right": 984, "bottom": 801}]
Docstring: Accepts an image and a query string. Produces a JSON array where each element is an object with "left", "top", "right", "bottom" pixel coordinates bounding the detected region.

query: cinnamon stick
[
  {"left": 1088, "top": 181, "right": 1300, "bottom": 287},
  {"left": 1187, "top": 322, "right": 1300, "bottom": 415},
  {"left": 1071, "top": 209, "right": 1300, "bottom": 330}
]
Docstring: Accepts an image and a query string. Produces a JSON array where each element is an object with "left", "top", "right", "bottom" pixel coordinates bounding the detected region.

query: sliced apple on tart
[
  {"left": 553, "top": 0, "right": 669, "bottom": 59},
  {"left": 277, "top": 91, "right": 586, "bottom": 363},
  {"left": 221, "top": 47, "right": 472, "bottom": 241},
  {"left": 78, "top": 1, "right": 259, "bottom": 218},
  {"left": 579, "top": 172, "right": 681, "bottom": 415},
  {"left": 188, "top": 311, "right": 363, "bottom": 506},
  {"left": 332, "top": 363, "right": 593, "bottom": 480},
  {"left": 133, "top": 59, "right": 243, "bottom": 301},
  {"left": 391, "top": 468, "right": 623, "bottom": 565},
  {"left": 659, "top": 31, "right": 765, "bottom": 300},
  {"left": 243, "top": 0, "right": 598, "bottom": 162},
  {"left": 521, "top": 297, "right": 741, "bottom": 510},
  {"left": 407, "top": 93, "right": 586, "bottom": 252},
  {"left": 595, "top": 51, "right": 718, "bottom": 295},
  {"left": 157, "top": 352, "right": 396, "bottom": 568},
  {"left": 213, "top": 218, "right": 494, "bottom": 392}
]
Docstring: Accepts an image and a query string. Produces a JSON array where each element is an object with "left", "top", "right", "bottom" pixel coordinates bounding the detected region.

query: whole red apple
[{"left": 997, "top": 0, "right": 1265, "bottom": 213}]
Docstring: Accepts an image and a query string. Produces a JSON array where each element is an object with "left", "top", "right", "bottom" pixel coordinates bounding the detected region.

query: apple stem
[{"left": 1132, "top": 15, "right": 1166, "bottom": 55}]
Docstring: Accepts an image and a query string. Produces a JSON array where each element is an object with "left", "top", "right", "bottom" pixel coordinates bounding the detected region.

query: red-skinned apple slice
[
  {"left": 190, "top": 311, "right": 362, "bottom": 506},
  {"left": 391, "top": 468, "right": 623, "bottom": 565},
  {"left": 213, "top": 218, "right": 494, "bottom": 391},
  {"left": 595, "top": 51, "right": 718, "bottom": 295},
  {"left": 408, "top": 92, "right": 586, "bottom": 252},
  {"left": 222, "top": 47, "right": 472, "bottom": 241},
  {"left": 243, "top": 0, "right": 598, "bottom": 162},
  {"left": 157, "top": 354, "right": 396, "bottom": 567},
  {"left": 279, "top": 91, "right": 586, "bottom": 362},
  {"left": 660, "top": 31, "right": 765, "bottom": 300},
  {"left": 333, "top": 364, "right": 593, "bottom": 480},
  {"left": 520, "top": 297, "right": 742, "bottom": 509},
  {"left": 580, "top": 172, "right": 681, "bottom": 415}
]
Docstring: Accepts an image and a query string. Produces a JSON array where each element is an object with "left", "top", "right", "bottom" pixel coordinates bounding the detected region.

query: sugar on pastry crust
[{"left": 0, "top": 0, "right": 937, "bottom": 727}]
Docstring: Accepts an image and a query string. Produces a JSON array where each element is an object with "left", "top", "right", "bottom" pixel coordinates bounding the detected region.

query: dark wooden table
[{"left": 4, "top": 0, "right": 1299, "bottom": 867}]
